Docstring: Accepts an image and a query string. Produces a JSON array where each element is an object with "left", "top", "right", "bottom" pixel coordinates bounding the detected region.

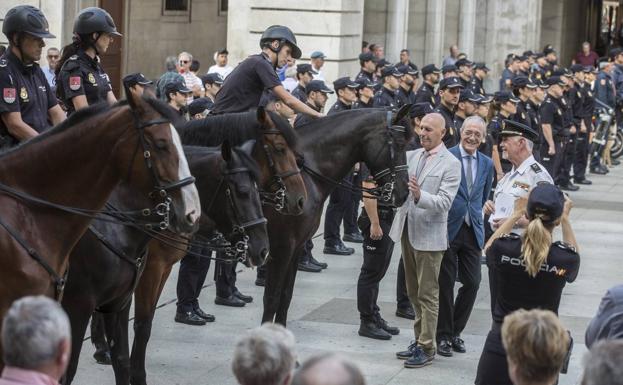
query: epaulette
[
  {"left": 60, "top": 55, "right": 81, "bottom": 72},
  {"left": 0, "top": 58, "right": 7, "bottom": 68},
  {"left": 554, "top": 241, "right": 577, "bottom": 253},
  {"left": 530, "top": 163, "right": 542, "bottom": 173},
  {"left": 500, "top": 233, "right": 520, "bottom": 240}
]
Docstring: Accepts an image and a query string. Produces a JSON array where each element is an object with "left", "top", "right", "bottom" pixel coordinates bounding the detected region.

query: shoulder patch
[
  {"left": 531, "top": 163, "right": 542, "bottom": 173},
  {"left": 600, "top": 79, "right": 606, "bottom": 86},
  {"left": 0, "top": 58, "right": 7, "bottom": 67},
  {"left": 554, "top": 241, "right": 577, "bottom": 253},
  {"left": 3, "top": 87, "right": 16, "bottom": 104},
  {"left": 500, "top": 233, "right": 520, "bottom": 240}
]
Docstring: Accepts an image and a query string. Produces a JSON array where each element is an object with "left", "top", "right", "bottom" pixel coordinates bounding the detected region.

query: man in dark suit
[{"left": 436, "top": 116, "right": 494, "bottom": 357}]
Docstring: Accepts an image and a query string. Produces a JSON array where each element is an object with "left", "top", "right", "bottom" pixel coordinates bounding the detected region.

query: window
[
  {"left": 162, "top": 0, "right": 191, "bottom": 21},
  {"left": 164, "top": 0, "right": 188, "bottom": 11},
  {"left": 219, "top": 0, "right": 228, "bottom": 15}
]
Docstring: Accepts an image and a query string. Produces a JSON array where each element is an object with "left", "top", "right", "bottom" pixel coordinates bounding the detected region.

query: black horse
[
  {"left": 62, "top": 141, "right": 268, "bottom": 385},
  {"left": 260, "top": 106, "right": 413, "bottom": 325}
]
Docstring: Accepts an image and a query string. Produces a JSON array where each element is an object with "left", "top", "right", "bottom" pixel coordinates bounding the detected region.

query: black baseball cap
[
  {"left": 164, "top": 79, "right": 191, "bottom": 95},
  {"left": 512, "top": 75, "right": 537, "bottom": 89},
  {"left": 421, "top": 64, "right": 441, "bottom": 76},
  {"left": 570, "top": 64, "right": 585, "bottom": 73},
  {"left": 543, "top": 46, "right": 556, "bottom": 55},
  {"left": 409, "top": 102, "right": 434, "bottom": 119},
  {"left": 545, "top": 76, "right": 566, "bottom": 87},
  {"left": 609, "top": 48, "right": 623, "bottom": 60},
  {"left": 500, "top": 119, "right": 539, "bottom": 143},
  {"left": 494, "top": 91, "right": 520, "bottom": 103},
  {"left": 439, "top": 76, "right": 464, "bottom": 90},
  {"left": 527, "top": 183, "right": 565, "bottom": 223},
  {"left": 123, "top": 73, "right": 152, "bottom": 87},
  {"left": 376, "top": 58, "right": 391, "bottom": 68},
  {"left": 396, "top": 64, "right": 418, "bottom": 76},
  {"left": 358, "top": 52, "right": 377, "bottom": 62},
  {"left": 523, "top": 50, "right": 536, "bottom": 57},
  {"left": 381, "top": 65, "right": 404, "bottom": 78},
  {"left": 333, "top": 76, "right": 358, "bottom": 91},
  {"left": 200, "top": 73, "right": 224, "bottom": 85},
  {"left": 306, "top": 80, "right": 333, "bottom": 94},
  {"left": 354, "top": 77, "right": 377, "bottom": 90},
  {"left": 442, "top": 64, "right": 457, "bottom": 74},
  {"left": 455, "top": 58, "right": 473, "bottom": 68},
  {"left": 474, "top": 62, "right": 490, "bottom": 71},
  {"left": 459, "top": 89, "right": 479, "bottom": 103},
  {"left": 188, "top": 97, "right": 214, "bottom": 116},
  {"left": 296, "top": 63, "right": 317, "bottom": 75}
]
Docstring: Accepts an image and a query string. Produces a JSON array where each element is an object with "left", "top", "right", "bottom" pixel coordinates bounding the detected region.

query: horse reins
[{"left": 258, "top": 129, "right": 301, "bottom": 212}]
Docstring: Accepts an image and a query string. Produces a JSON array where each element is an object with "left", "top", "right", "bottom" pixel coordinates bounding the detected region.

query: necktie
[
  {"left": 465, "top": 155, "right": 474, "bottom": 226},
  {"left": 415, "top": 151, "right": 429, "bottom": 179}
]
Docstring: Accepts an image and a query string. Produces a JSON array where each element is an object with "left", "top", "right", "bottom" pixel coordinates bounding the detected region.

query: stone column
[
  {"left": 424, "top": 0, "right": 446, "bottom": 64},
  {"left": 459, "top": 0, "right": 476, "bottom": 58},
  {"left": 385, "top": 0, "right": 409, "bottom": 63}
]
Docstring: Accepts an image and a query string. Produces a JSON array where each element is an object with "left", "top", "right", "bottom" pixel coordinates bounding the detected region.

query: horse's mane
[
  {"left": 183, "top": 144, "right": 260, "bottom": 182},
  {"left": 179, "top": 110, "right": 298, "bottom": 149}
]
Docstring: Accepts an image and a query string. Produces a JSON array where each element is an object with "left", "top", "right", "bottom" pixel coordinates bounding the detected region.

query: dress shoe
[
  {"left": 558, "top": 183, "right": 579, "bottom": 192},
  {"left": 255, "top": 277, "right": 265, "bottom": 287},
  {"left": 343, "top": 232, "right": 364, "bottom": 243},
  {"left": 452, "top": 336, "right": 466, "bottom": 353},
  {"left": 376, "top": 316, "right": 400, "bottom": 335},
  {"left": 396, "top": 341, "right": 418, "bottom": 360},
  {"left": 395, "top": 306, "right": 415, "bottom": 320},
  {"left": 174, "top": 311, "right": 207, "bottom": 326},
  {"left": 215, "top": 295, "right": 246, "bottom": 307},
  {"left": 574, "top": 178, "right": 592, "bottom": 185},
  {"left": 437, "top": 338, "right": 453, "bottom": 357},
  {"left": 612, "top": 159, "right": 621, "bottom": 166},
  {"left": 323, "top": 243, "right": 354, "bottom": 255},
  {"left": 590, "top": 166, "right": 608, "bottom": 175},
  {"left": 233, "top": 289, "right": 253, "bottom": 303},
  {"left": 193, "top": 307, "right": 215, "bottom": 322},
  {"left": 358, "top": 320, "right": 392, "bottom": 340},
  {"left": 404, "top": 346, "right": 434, "bottom": 368},
  {"left": 309, "top": 255, "right": 328, "bottom": 269},
  {"left": 93, "top": 349, "right": 112, "bottom": 365},
  {"left": 298, "top": 260, "right": 322, "bottom": 272}
]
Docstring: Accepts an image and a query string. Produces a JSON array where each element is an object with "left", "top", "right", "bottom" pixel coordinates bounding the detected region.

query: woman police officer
[
  {"left": 56, "top": 7, "right": 121, "bottom": 115},
  {"left": 475, "top": 183, "right": 580, "bottom": 385}
]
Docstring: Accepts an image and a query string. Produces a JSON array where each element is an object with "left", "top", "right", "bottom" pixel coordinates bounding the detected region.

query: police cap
[
  {"left": 310, "top": 51, "right": 326, "bottom": 59},
  {"left": 494, "top": 91, "right": 520, "bottom": 104},
  {"left": 442, "top": 64, "right": 457, "bottom": 74},
  {"left": 474, "top": 62, "right": 490, "bottom": 71},
  {"left": 200, "top": 73, "right": 224, "bottom": 86},
  {"left": 455, "top": 58, "right": 473, "bottom": 68},
  {"left": 421, "top": 64, "right": 441, "bottom": 76},
  {"left": 500, "top": 119, "right": 539, "bottom": 143},
  {"left": 164, "top": 79, "right": 192, "bottom": 95},
  {"left": 354, "top": 78, "right": 377, "bottom": 90},
  {"left": 396, "top": 64, "right": 418, "bottom": 76},
  {"left": 123, "top": 73, "right": 152, "bottom": 87},
  {"left": 459, "top": 89, "right": 479, "bottom": 103},
  {"left": 2, "top": 5, "right": 55, "bottom": 39},
  {"left": 609, "top": 48, "right": 623, "bottom": 60},
  {"left": 358, "top": 52, "right": 377, "bottom": 63},
  {"left": 570, "top": 64, "right": 585, "bottom": 73},
  {"left": 260, "top": 25, "right": 302, "bottom": 59},
  {"left": 545, "top": 76, "right": 566, "bottom": 87},
  {"left": 333, "top": 77, "right": 358, "bottom": 91},
  {"left": 439, "top": 76, "right": 464, "bottom": 90},
  {"left": 381, "top": 66, "right": 404, "bottom": 78},
  {"left": 296, "top": 63, "right": 317, "bottom": 75},
  {"left": 306, "top": 80, "right": 334, "bottom": 94},
  {"left": 409, "top": 103, "right": 434, "bottom": 119},
  {"left": 527, "top": 183, "right": 565, "bottom": 224},
  {"left": 74, "top": 7, "right": 122, "bottom": 37},
  {"left": 512, "top": 75, "right": 537, "bottom": 89},
  {"left": 376, "top": 58, "right": 391, "bottom": 68},
  {"left": 188, "top": 97, "right": 214, "bottom": 116}
]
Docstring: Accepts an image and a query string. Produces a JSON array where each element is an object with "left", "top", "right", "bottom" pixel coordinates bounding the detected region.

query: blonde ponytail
[{"left": 521, "top": 215, "right": 552, "bottom": 277}]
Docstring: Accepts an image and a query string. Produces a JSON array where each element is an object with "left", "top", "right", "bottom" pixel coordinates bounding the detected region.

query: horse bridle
[
  {"left": 258, "top": 129, "right": 301, "bottom": 212},
  {"left": 131, "top": 114, "right": 196, "bottom": 230},
  {"left": 204, "top": 163, "right": 268, "bottom": 263}
]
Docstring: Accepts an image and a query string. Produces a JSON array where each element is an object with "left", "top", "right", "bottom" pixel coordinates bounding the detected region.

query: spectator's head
[
  {"left": 582, "top": 340, "right": 623, "bottom": 385},
  {"left": 165, "top": 55, "right": 177, "bottom": 72},
  {"left": 200, "top": 73, "right": 224, "bottom": 99},
  {"left": 123, "top": 72, "right": 153, "bottom": 97},
  {"left": 291, "top": 353, "right": 365, "bottom": 385},
  {"left": 361, "top": 40, "right": 369, "bottom": 53},
  {"left": 449, "top": 44, "right": 459, "bottom": 58},
  {"left": 188, "top": 97, "right": 214, "bottom": 119},
  {"left": 370, "top": 44, "right": 384, "bottom": 59},
  {"left": 582, "top": 41, "right": 591, "bottom": 55},
  {"left": 46, "top": 47, "right": 60, "bottom": 70},
  {"left": 419, "top": 112, "right": 446, "bottom": 151},
  {"left": 306, "top": 80, "right": 333, "bottom": 110},
  {"left": 261, "top": 90, "right": 295, "bottom": 120},
  {"left": 2, "top": 296, "right": 71, "bottom": 381},
  {"left": 459, "top": 116, "right": 485, "bottom": 154},
  {"left": 310, "top": 51, "right": 326, "bottom": 70},
  {"left": 177, "top": 51, "right": 193, "bottom": 73},
  {"left": 164, "top": 79, "right": 192, "bottom": 110},
  {"left": 400, "top": 49, "right": 410, "bottom": 64},
  {"left": 190, "top": 59, "right": 200, "bottom": 74},
  {"left": 215, "top": 48, "right": 228, "bottom": 66},
  {"left": 232, "top": 323, "right": 296, "bottom": 385},
  {"left": 502, "top": 309, "right": 570, "bottom": 385}
]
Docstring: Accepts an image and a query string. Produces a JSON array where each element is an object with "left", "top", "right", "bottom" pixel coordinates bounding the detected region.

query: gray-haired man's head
[{"left": 291, "top": 353, "right": 366, "bottom": 385}]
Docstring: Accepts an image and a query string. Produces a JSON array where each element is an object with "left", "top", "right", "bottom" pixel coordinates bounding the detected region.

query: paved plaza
[{"left": 74, "top": 167, "right": 623, "bottom": 385}]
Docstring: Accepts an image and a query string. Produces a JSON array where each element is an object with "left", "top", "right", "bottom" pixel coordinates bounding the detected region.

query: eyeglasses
[
  {"left": 179, "top": 60, "right": 189, "bottom": 65},
  {"left": 47, "top": 55, "right": 59, "bottom": 59},
  {"left": 462, "top": 130, "right": 483, "bottom": 139}
]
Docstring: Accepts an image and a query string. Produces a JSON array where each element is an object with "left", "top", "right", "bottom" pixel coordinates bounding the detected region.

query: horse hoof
[{"left": 93, "top": 350, "right": 112, "bottom": 365}]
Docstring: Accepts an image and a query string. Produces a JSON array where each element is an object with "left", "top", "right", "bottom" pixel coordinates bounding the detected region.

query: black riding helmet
[
  {"left": 73, "top": 7, "right": 122, "bottom": 37},
  {"left": 2, "top": 5, "right": 55, "bottom": 40},
  {"left": 260, "top": 25, "right": 301, "bottom": 59}
]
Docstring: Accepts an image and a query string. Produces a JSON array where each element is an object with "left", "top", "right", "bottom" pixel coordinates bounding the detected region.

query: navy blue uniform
[
  {"left": 476, "top": 233, "right": 579, "bottom": 385},
  {"left": 291, "top": 84, "right": 307, "bottom": 103},
  {"left": 57, "top": 50, "right": 111, "bottom": 115},
  {"left": 573, "top": 83, "right": 593, "bottom": 181},
  {"left": 539, "top": 95, "right": 565, "bottom": 178},
  {"left": 513, "top": 99, "right": 532, "bottom": 128},
  {"left": 373, "top": 87, "right": 399, "bottom": 110},
  {"left": 469, "top": 76, "right": 485, "bottom": 95},
  {"left": 0, "top": 51, "right": 58, "bottom": 147},
  {"left": 396, "top": 85, "right": 414, "bottom": 107},
  {"left": 353, "top": 99, "right": 373, "bottom": 109},
  {"left": 327, "top": 99, "right": 351, "bottom": 115},
  {"left": 435, "top": 103, "right": 459, "bottom": 147},
  {"left": 499, "top": 68, "right": 514, "bottom": 91},
  {"left": 355, "top": 70, "right": 375, "bottom": 83},
  {"left": 414, "top": 82, "right": 436, "bottom": 106},
  {"left": 527, "top": 99, "right": 542, "bottom": 159}
]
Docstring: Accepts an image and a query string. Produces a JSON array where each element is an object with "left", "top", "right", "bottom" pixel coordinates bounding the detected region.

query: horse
[
  {"left": 261, "top": 106, "right": 413, "bottom": 325},
  {"left": 61, "top": 140, "right": 267, "bottom": 384},
  {"left": 0, "top": 92, "right": 201, "bottom": 366},
  {"left": 129, "top": 107, "right": 308, "bottom": 385}
]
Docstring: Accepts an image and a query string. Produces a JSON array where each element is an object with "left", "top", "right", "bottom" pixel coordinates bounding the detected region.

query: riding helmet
[
  {"left": 73, "top": 7, "right": 122, "bottom": 37},
  {"left": 260, "top": 25, "right": 301, "bottom": 59},
  {"left": 2, "top": 5, "right": 55, "bottom": 40}
]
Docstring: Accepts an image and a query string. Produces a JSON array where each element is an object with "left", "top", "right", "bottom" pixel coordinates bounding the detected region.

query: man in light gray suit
[{"left": 389, "top": 113, "right": 461, "bottom": 368}]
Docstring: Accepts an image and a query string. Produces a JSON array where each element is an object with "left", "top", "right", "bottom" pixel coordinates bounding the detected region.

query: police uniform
[
  {"left": 538, "top": 81, "right": 566, "bottom": 178},
  {"left": 373, "top": 87, "right": 399, "bottom": 109},
  {"left": 499, "top": 68, "right": 515, "bottom": 91},
  {"left": 291, "top": 84, "right": 307, "bottom": 103},
  {"left": 57, "top": 50, "right": 112, "bottom": 115},
  {"left": 573, "top": 77, "right": 593, "bottom": 183},
  {"left": 469, "top": 76, "right": 485, "bottom": 95},
  {"left": 0, "top": 51, "right": 57, "bottom": 147},
  {"left": 396, "top": 86, "right": 414, "bottom": 107},
  {"left": 355, "top": 69, "right": 375, "bottom": 83},
  {"left": 414, "top": 81, "right": 436, "bottom": 106},
  {"left": 527, "top": 98, "right": 542, "bottom": 159},
  {"left": 291, "top": 63, "right": 315, "bottom": 104}
]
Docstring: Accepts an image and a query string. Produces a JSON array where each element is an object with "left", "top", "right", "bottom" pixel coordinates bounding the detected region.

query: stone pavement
[{"left": 73, "top": 166, "right": 623, "bottom": 385}]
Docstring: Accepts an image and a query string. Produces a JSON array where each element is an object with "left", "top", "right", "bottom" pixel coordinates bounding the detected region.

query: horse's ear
[
  {"left": 221, "top": 140, "right": 232, "bottom": 163},
  {"left": 125, "top": 84, "right": 146, "bottom": 114},
  {"left": 240, "top": 139, "right": 256, "bottom": 156},
  {"left": 256, "top": 106, "right": 270, "bottom": 127},
  {"left": 393, "top": 104, "right": 411, "bottom": 124}
]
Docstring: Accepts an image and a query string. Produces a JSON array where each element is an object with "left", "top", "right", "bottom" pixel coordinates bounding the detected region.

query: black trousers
[
  {"left": 540, "top": 139, "right": 563, "bottom": 180},
  {"left": 396, "top": 256, "right": 411, "bottom": 309},
  {"left": 574, "top": 130, "right": 589, "bottom": 181},
  {"left": 475, "top": 324, "right": 512, "bottom": 385},
  {"left": 345, "top": 171, "right": 362, "bottom": 235},
  {"left": 214, "top": 254, "right": 237, "bottom": 298},
  {"left": 357, "top": 209, "right": 395, "bottom": 321},
  {"left": 298, "top": 239, "right": 314, "bottom": 264},
  {"left": 437, "top": 223, "right": 482, "bottom": 340},
  {"left": 557, "top": 135, "right": 573, "bottom": 186},
  {"left": 324, "top": 171, "right": 355, "bottom": 245},
  {"left": 176, "top": 243, "right": 212, "bottom": 313}
]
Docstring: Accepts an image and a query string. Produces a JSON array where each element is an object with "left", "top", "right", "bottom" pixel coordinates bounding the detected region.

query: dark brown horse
[
  {"left": 62, "top": 141, "right": 268, "bottom": 385},
  {"left": 129, "top": 108, "right": 308, "bottom": 385},
  {"left": 0, "top": 92, "right": 200, "bottom": 365},
  {"left": 261, "top": 106, "right": 413, "bottom": 325}
]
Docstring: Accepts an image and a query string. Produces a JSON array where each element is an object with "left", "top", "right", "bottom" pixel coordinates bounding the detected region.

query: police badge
[
  {"left": 88, "top": 73, "right": 96, "bottom": 85},
  {"left": 19, "top": 87, "right": 28, "bottom": 102},
  {"left": 3, "top": 88, "right": 16, "bottom": 104}
]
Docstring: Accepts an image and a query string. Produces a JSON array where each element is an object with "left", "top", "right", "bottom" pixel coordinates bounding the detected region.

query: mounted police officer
[
  {"left": 415, "top": 64, "right": 441, "bottom": 106},
  {"left": 56, "top": 7, "right": 121, "bottom": 115},
  {"left": 0, "top": 5, "right": 65, "bottom": 149},
  {"left": 373, "top": 66, "right": 403, "bottom": 110}
]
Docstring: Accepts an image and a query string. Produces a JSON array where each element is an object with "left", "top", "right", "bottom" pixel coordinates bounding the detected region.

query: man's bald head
[
  {"left": 292, "top": 354, "right": 365, "bottom": 385},
  {"left": 419, "top": 113, "right": 446, "bottom": 150}
]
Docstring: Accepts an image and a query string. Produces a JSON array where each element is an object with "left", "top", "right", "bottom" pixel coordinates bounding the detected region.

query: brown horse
[
  {"left": 129, "top": 108, "right": 308, "bottom": 385},
  {"left": 0, "top": 92, "right": 200, "bottom": 365}
]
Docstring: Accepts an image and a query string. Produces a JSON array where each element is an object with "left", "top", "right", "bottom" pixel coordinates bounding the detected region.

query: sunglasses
[
  {"left": 179, "top": 60, "right": 189, "bottom": 65},
  {"left": 47, "top": 55, "right": 59, "bottom": 59}
]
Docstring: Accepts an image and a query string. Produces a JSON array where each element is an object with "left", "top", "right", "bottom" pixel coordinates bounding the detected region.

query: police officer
[
  {"left": 442, "top": 64, "right": 459, "bottom": 78},
  {"left": 0, "top": 5, "right": 65, "bottom": 149},
  {"left": 323, "top": 76, "right": 360, "bottom": 255},
  {"left": 454, "top": 89, "right": 479, "bottom": 129},
  {"left": 293, "top": 80, "right": 332, "bottom": 127},
  {"left": 573, "top": 66, "right": 594, "bottom": 185},
  {"left": 455, "top": 58, "right": 473, "bottom": 89},
  {"left": 477, "top": 183, "right": 579, "bottom": 385},
  {"left": 291, "top": 63, "right": 316, "bottom": 103},
  {"left": 469, "top": 63, "right": 489, "bottom": 95},
  {"left": 404, "top": 102, "right": 434, "bottom": 151},
  {"left": 356, "top": 161, "right": 400, "bottom": 340},
  {"left": 414, "top": 64, "right": 441, "bottom": 106},
  {"left": 187, "top": 97, "right": 215, "bottom": 120},
  {"left": 511, "top": 75, "right": 537, "bottom": 128},
  {"left": 353, "top": 78, "right": 377, "bottom": 109},
  {"left": 372, "top": 66, "right": 403, "bottom": 110},
  {"left": 356, "top": 51, "right": 377, "bottom": 83},
  {"left": 123, "top": 72, "right": 152, "bottom": 98},
  {"left": 164, "top": 79, "right": 192, "bottom": 119},
  {"left": 555, "top": 70, "right": 579, "bottom": 191},
  {"left": 56, "top": 7, "right": 121, "bottom": 115},
  {"left": 499, "top": 54, "right": 518, "bottom": 91},
  {"left": 199, "top": 73, "right": 223, "bottom": 103},
  {"left": 538, "top": 76, "right": 567, "bottom": 179},
  {"left": 435, "top": 76, "right": 463, "bottom": 147},
  {"left": 527, "top": 79, "right": 548, "bottom": 160},
  {"left": 489, "top": 91, "right": 520, "bottom": 176},
  {"left": 591, "top": 58, "right": 615, "bottom": 175},
  {"left": 212, "top": 25, "right": 322, "bottom": 118},
  {"left": 395, "top": 64, "right": 418, "bottom": 107}
]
